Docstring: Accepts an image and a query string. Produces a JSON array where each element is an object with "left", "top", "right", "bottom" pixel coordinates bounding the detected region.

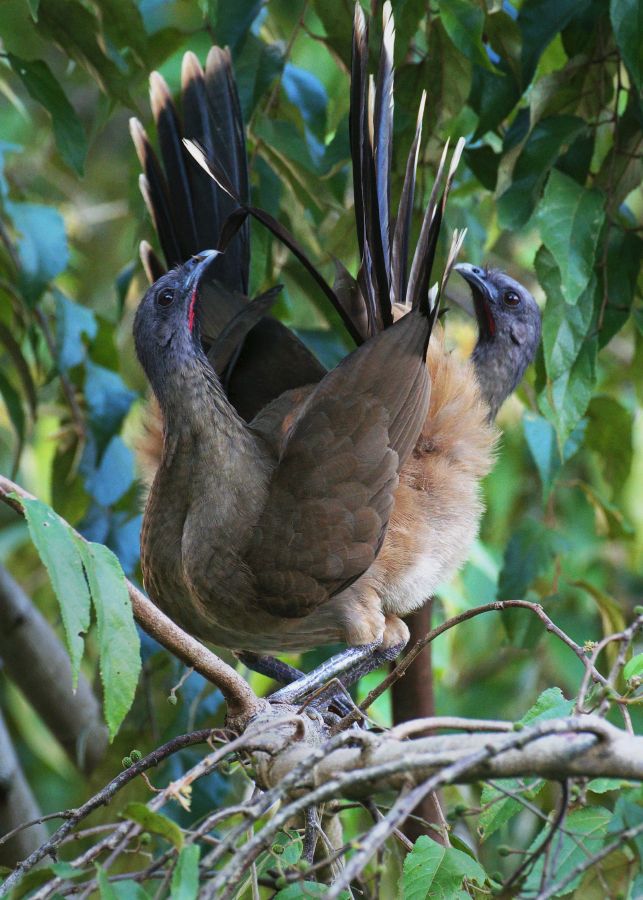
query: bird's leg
[
  {"left": 270, "top": 642, "right": 382, "bottom": 705},
  {"left": 234, "top": 651, "right": 303, "bottom": 685},
  {"left": 335, "top": 640, "right": 407, "bottom": 690}
]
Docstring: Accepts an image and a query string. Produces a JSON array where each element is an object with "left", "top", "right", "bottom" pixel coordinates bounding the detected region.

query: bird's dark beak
[
  {"left": 454, "top": 263, "right": 496, "bottom": 339},
  {"left": 185, "top": 249, "right": 220, "bottom": 291},
  {"left": 184, "top": 249, "right": 220, "bottom": 333}
]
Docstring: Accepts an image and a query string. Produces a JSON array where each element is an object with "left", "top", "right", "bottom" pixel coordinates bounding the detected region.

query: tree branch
[
  {"left": 0, "top": 709, "right": 49, "bottom": 869},
  {"left": 0, "top": 564, "right": 108, "bottom": 773}
]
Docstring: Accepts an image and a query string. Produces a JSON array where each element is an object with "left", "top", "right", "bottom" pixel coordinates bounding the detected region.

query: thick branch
[
  {"left": 0, "top": 565, "right": 108, "bottom": 773},
  {"left": 0, "top": 709, "right": 48, "bottom": 868},
  {"left": 252, "top": 712, "right": 643, "bottom": 795},
  {"left": 0, "top": 475, "right": 263, "bottom": 723}
]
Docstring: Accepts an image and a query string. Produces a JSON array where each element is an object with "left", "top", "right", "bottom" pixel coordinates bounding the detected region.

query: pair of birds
[{"left": 131, "top": 3, "right": 541, "bottom": 691}]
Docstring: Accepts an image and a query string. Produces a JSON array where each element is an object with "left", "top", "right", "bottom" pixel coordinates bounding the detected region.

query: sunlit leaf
[
  {"left": 624, "top": 654, "right": 643, "bottom": 682},
  {"left": 401, "top": 835, "right": 487, "bottom": 899},
  {"left": 537, "top": 169, "right": 605, "bottom": 305},
  {"left": 170, "top": 844, "right": 200, "bottom": 900},
  {"left": 18, "top": 496, "right": 91, "bottom": 687},
  {"left": 121, "top": 803, "right": 184, "bottom": 849},
  {"left": 78, "top": 541, "right": 141, "bottom": 739},
  {"left": 439, "top": 0, "right": 493, "bottom": 70}
]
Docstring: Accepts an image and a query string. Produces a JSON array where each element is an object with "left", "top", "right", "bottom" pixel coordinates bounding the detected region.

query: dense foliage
[{"left": 0, "top": 0, "right": 641, "bottom": 896}]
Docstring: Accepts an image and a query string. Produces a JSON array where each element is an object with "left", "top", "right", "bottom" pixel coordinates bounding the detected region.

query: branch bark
[
  {"left": 0, "top": 565, "right": 108, "bottom": 773},
  {"left": 0, "top": 708, "right": 48, "bottom": 868}
]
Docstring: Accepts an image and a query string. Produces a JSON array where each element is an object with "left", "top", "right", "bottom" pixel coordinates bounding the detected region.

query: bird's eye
[
  {"left": 504, "top": 291, "right": 520, "bottom": 307},
  {"left": 157, "top": 288, "right": 175, "bottom": 308}
]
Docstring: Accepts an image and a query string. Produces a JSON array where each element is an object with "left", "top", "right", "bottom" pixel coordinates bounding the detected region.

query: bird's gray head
[
  {"left": 134, "top": 249, "right": 219, "bottom": 405},
  {"left": 455, "top": 263, "right": 541, "bottom": 420}
]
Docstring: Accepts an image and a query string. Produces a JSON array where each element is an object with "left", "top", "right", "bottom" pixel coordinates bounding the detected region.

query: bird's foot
[{"left": 270, "top": 642, "right": 382, "bottom": 706}]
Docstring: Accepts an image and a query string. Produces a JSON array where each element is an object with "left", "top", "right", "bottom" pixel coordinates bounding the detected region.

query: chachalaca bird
[{"left": 131, "top": 3, "right": 540, "bottom": 697}]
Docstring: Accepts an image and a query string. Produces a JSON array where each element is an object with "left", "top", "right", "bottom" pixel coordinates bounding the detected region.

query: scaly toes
[{"left": 381, "top": 614, "right": 410, "bottom": 650}]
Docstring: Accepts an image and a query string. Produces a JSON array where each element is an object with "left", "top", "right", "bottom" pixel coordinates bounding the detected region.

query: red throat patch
[
  {"left": 484, "top": 301, "right": 496, "bottom": 337},
  {"left": 188, "top": 287, "right": 197, "bottom": 333}
]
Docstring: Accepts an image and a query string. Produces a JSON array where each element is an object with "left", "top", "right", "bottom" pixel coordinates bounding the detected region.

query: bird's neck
[
  {"left": 472, "top": 337, "right": 525, "bottom": 422},
  {"left": 151, "top": 345, "right": 253, "bottom": 464}
]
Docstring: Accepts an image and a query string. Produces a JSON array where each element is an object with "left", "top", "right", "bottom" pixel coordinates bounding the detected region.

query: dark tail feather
[
  {"left": 408, "top": 137, "right": 465, "bottom": 312},
  {"left": 204, "top": 46, "right": 250, "bottom": 293},
  {"left": 140, "top": 240, "right": 165, "bottom": 284},
  {"left": 372, "top": 1, "right": 394, "bottom": 284},
  {"left": 185, "top": 139, "right": 365, "bottom": 348},
  {"left": 134, "top": 50, "right": 250, "bottom": 294},
  {"left": 130, "top": 119, "right": 182, "bottom": 266},
  {"left": 350, "top": 2, "right": 393, "bottom": 335},
  {"left": 208, "top": 286, "right": 282, "bottom": 376},
  {"left": 149, "top": 71, "right": 200, "bottom": 262},
  {"left": 390, "top": 91, "right": 426, "bottom": 306}
]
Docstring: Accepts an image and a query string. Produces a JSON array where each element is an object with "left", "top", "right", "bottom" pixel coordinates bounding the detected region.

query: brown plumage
[{"left": 131, "top": 3, "right": 537, "bottom": 666}]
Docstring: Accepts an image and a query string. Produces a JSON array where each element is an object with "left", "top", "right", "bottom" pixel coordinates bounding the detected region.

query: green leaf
[
  {"left": 170, "top": 844, "right": 200, "bottom": 900},
  {"left": 523, "top": 412, "right": 586, "bottom": 496},
  {"left": 610, "top": 0, "right": 642, "bottom": 92},
  {"left": 537, "top": 334, "right": 597, "bottom": 447},
  {"left": 424, "top": 22, "right": 472, "bottom": 131},
  {"left": 0, "top": 369, "right": 26, "bottom": 471},
  {"left": 7, "top": 53, "right": 87, "bottom": 174},
  {"left": 121, "top": 803, "right": 184, "bottom": 849},
  {"left": 518, "top": 0, "right": 591, "bottom": 85},
  {"left": 536, "top": 169, "right": 605, "bottom": 305},
  {"left": 485, "top": 685, "right": 572, "bottom": 834},
  {"left": 600, "top": 227, "right": 642, "bottom": 346},
  {"left": 18, "top": 496, "right": 91, "bottom": 687},
  {"left": 623, "top": 653, "right": 643, "bottom": 682},
  {"left": 36, "top": 0, "right": 133, "bottom": 105},
  {"left": 480, "top": 777, "right": 545, "bottom": 840},
  {"left": 588, "top": 777, "right": 636, "bottom": 793},
  {"left": 523, "top": 413, "right": 561, "bottom": 495},
  {"left": 537, "top": 246, "right": 595, "bottom": 381},
  {"left": 55, "top": 290, "right": 97, "bottom": 370},
  {"left": 78, "top": 541, "right": 140, "bottom": 739},
  {"left": 520, "top": 686, "right": 573, "bottom": 724},
  {"left": 400, "top": 836, "right": 487, "bottom": 899},
  {"left": 274, "top": 885, "right": 339, "bottom": 899},
  {"left": 438, "top": 0, "right": 493, "bottom": 70},
  {"left": 235, "top": 33, "right": 283, "bottom": 121},
  {"left": 96, "top": 865, "right": 118, "bottom": 899},
  {"left": 5, "top": 200, "right": 68, "bottom": 303},
  {"left": 497, "top": 116, "right": 586, "bottom": 230},
  {"left": 497, "top": 519, "right": 562, "bottom": 600},
  {"left": 585, "top": 396, "right": 633, "bottom": 496},
  {"left": 523, "top": 807, "right": 610, "bottom": 894},
  {"left": 108, "top": 883, "right": 150, "bottom": 900}
]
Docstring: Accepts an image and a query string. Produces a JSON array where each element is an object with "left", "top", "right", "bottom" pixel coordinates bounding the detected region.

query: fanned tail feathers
[
  {"left": 350, "top": 1, "right": 465, "bottom": 329},
  {"left": 131, "top": 47, "right": 249, "bottom": 293}
]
